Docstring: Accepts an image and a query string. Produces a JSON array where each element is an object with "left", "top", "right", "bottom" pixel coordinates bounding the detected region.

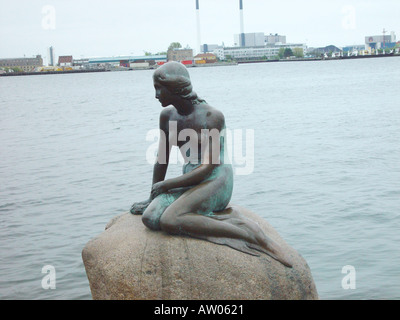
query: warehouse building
[
  {"left": 87, "top": 55, "right": 167, "bottom": 68},
  {"left": 0, "top": 55, "right": 43, "bottom": 72}
]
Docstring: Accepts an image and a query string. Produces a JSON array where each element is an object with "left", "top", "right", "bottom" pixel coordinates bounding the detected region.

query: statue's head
[{"left": 153, "top": 61, "right": 203, "bottom": 104}]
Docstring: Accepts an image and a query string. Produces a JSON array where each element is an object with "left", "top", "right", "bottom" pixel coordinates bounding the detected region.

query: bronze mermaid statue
[{"left": 130, "top": 61, "right": 292, "bottom": 268}]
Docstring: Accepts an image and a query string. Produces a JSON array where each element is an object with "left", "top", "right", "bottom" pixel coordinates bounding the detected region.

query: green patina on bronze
[{"left": 130, "top": 61, "right": 292, "bottom": 267}]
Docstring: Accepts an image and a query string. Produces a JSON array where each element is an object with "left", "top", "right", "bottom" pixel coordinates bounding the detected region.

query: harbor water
[{"left": 0, "top": 57, "right": 399, "bottom": 299}]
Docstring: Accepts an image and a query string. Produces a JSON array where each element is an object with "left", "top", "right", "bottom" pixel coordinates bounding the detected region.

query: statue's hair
[{"left": 153, "top": 61, "right": 205, "bottom": 104}]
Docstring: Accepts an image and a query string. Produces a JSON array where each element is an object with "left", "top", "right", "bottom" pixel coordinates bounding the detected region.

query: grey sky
[{"left": 1, "top": 0, "right": 399, "bottom": 62}]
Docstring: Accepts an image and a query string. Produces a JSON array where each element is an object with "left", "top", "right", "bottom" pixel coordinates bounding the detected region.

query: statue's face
[{"left": 154, "top": 80, "right": 174, "bottom": 107}]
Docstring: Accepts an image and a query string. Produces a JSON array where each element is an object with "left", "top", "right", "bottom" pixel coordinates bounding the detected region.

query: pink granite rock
[{"left": 82, "top": 205, "right": 318, "bottom": 300}]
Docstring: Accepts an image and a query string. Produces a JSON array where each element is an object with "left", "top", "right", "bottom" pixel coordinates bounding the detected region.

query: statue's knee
[
  {"left": 142, "top": 213, "right": 161, "bottom": 231},
  {"left": 142, "top": 214, "right": 151, "bottom": 228}
]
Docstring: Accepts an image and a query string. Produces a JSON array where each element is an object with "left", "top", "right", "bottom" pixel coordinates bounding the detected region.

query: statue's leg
[
  {"left": 159, "top": 177, "right": 292, "bottom": 267},
  {"left": 159, "top": 180, "right": 258, "bottom": 242},
  {"left": 141, "top": 187, "right": 190, "bottom": 231}
]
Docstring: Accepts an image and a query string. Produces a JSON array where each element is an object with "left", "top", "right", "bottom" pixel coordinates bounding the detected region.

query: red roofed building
[{"left": 58, "top": 55, "right": 73, "bottom": 67}]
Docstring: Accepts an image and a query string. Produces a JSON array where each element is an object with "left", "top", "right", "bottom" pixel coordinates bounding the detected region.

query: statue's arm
[
  {"left": 158, "top": 161, "right": 216, "bottom": 192},
  {"left": 130, "top": 110, "right": 171, "bottom": 214},
  {"left": 151, "top": 110, "right": 171, "bottom": 191}
]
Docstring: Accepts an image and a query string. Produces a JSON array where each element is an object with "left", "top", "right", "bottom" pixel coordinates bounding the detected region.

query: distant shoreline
[
  {"left": 237, "top": 53, "right": 400, "bottom": 64},
  {"left": 1, "top": 54, "right": 399, "bottom": 77},
  {"left": 0, "top": 68, "right": 109, "bottom": 77}
]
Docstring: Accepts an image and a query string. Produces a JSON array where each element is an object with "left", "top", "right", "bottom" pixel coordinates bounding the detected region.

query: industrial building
[
  {"left": 265, "top": 33, "right": 286, "bottom": 45},
  {"left": 86, "top": 55, "right": 167, "bottom": 68},
  {"left": 72, "top": 58, "right": 89, "bottom": 66},
  {"left": 365, "top": 31, "right": 397, "bottom": 50},
  {"left": 212, "top": 48, "right": 225, "bottom": 61},
  {"left": 234, "top": 32, "right": 287, "bottom": 47},
  {"left": 196, "top": 1, "right": 304, "bottom": 61},
  {"left": 227, "top": 30, "right": 304, "bottom": 60},
  {"left": 234, "top": 32, "right": 288, "bottom": 48},
  {"left": 200, "top": 44, "right": 221, "bottom": 53},
  {"left": 218, "top": 43, "right": 307, "bottom": 61},
  {"left": 0, "top": 55, "right": 43, "bottom": 72},
  {"left": 234, "top": 32, "right": 265, "bottom": 47}
]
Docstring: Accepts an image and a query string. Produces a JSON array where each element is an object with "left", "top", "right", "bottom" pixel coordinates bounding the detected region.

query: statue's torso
[{"left": 164, "top": 103, "right": 229, "bottom": 166}]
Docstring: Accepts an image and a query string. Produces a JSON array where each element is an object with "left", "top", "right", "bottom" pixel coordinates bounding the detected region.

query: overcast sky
[{"left": 1, "top": 0, "right": 399, "bottom": 63}]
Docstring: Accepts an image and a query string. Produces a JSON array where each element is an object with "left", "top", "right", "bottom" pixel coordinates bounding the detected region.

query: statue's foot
[
  {"left": 130, "top": 207, "right": 143, "bottom": 215},
  {"left": 247, "top": 240, "right": 293, "bottom": 268},
  {"left": 130, "top": 200, "right": 150, "bottom": 215},
  {"left": 209, "top": 208, "right": 293, "bottom": 267}
]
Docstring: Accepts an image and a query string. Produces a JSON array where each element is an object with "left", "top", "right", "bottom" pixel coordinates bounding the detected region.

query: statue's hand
[
  {"left": 150, "top": 181, "right": 168, "bottom": 200},
  {"left": 130, "top": 199, "right": 151, "bottom": 215}
]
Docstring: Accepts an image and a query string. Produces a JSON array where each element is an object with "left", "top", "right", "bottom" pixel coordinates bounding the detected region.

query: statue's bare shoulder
[
  {"left": 202, "top": 104, "right": 225, "bottom": 131},
  {"left": 159, "top": 107, "right": 174, "bottom": 131}
]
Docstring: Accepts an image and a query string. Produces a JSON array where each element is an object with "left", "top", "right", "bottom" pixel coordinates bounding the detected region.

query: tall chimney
[
  {"left": 239, "top": 0, "right": 245, "bottom": 47},
  {"left": 196, "top": 0, "right": 202, "bottom": 53},
  {"left": 48, "top": 46, "right": 54, "bottom": 66}
]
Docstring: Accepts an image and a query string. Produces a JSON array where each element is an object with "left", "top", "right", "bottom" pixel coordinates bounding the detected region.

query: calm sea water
[{"left": 1, "top": 57, "right": 399, "bottom": 300}]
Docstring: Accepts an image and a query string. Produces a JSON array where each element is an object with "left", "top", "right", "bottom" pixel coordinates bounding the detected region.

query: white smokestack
[
  {"left": 239, "top": 0, "right": 245, "bottom": 46},
  {"left": 240, "top": 0, "right": 244, "bottom": 34},
  {"left": 196, "top": 0, "right": 201, "bottom": 54}
]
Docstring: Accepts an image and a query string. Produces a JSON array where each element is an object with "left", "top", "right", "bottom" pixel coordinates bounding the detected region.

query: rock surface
[{"left": 82, "top": 205, "right": 318, "bottom": 300}]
